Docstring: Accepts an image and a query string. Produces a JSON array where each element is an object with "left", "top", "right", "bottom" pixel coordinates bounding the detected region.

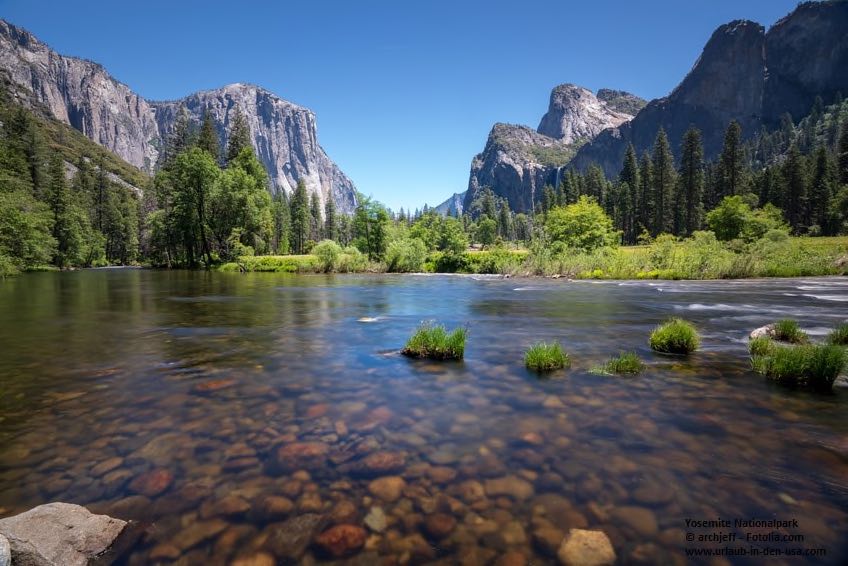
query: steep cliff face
[
  {"left": 572, "top": 1, "right": 848, "bottom": 177},
  {"left": 464, "top": 86, "right": 643, "bottom": 214},
  {"left": 0, "top": 19, "right": 357, "bottom": 212},
  {"left": 433, "top": 191, "right": 466, "bottom": 217}
]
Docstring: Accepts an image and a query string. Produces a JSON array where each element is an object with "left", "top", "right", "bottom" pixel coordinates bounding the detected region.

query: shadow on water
[{"left": 0, "top": 271, "right": 846, "bottom": 564}]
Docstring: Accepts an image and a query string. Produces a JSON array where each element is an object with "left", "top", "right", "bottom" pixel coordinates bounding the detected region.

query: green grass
[
  {"left": 827, "top": 323, "right": 848, "bottom": 346},
  {"left": 748, "top": 336, "right": 777, "bottom": 357},
  {"left": 772, "top": 319, "right": 809, "bottom": 344},
  {"left": 649, "top": 318, "right": 700, "bottom": 354},
  {"left": 599, "top": 351, "right": 645, "bottom": 374},
  {"left": 524, "top": 342, "right": 570, "bottom": 372},
  {"left": 752, "top": 343, "right": 846, "bottom": 391},
  {"left": 219, "top": 255, "right": 321, "bottom": 273},
  {"left": 401, "top": 323, "right": 467, "bottom": 360}
]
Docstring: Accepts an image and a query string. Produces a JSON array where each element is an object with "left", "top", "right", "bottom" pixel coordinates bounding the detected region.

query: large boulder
[
  {"left": 557, "top": 529, "right": 616, "bottom": 566},
  {"left": 0, "top": 503, "right": 127, "bottom": 566}
]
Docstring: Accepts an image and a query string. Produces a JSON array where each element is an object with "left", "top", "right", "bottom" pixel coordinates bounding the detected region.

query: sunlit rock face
[{"left": 0, "top": 20, "right": 357, "bottom": 212}]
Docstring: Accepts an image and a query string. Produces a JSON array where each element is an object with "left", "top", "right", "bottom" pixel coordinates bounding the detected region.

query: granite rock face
[
  {"left": 572, "top": 1, "right": 848, "bottom": 176},
  {"left": 0, "top": 502, "right": 127, "bottom": 566},
  {"left": 465, "top": 86, "right": 641, "bottom": 214},
  {"left": 432, "top": 191, "right": 466, "bottom": 217},
  {"left": 0, "top": 19, "right": 357, "bottom": 212}
]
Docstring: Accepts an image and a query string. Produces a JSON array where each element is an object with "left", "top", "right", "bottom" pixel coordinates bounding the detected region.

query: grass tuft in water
[
  {"left": 772, "top": 319, "right": 809, "bottom": 344},
  {"left": 524, "top": 342, "right": 570, "bottom": 372},
  {"left": 748, "top": 336, "right": 777, "bottom": 357},
  {"left": 401, "top": 323, "right": 466, "bottom": 360},
  {"left": 752, "top": 343, "right": 846, "bottom": 391},
  {"left": 649, "top": 318, "right": 700, "bottom": 354},
  {"left": 601, "top": 351, "right": 646, "bottom": 374},
  {"left": 826, "top": 322, "right": 848, "bottom": 346}
]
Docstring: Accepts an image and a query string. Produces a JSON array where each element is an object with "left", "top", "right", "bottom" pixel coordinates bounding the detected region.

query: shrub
[
  {"left": 545, "top": 196, "right": 620, "bottom": 252},
  {"left": 338, "top": 246, "right": 368, "bottom": 273},
  {"left": 386, "top": 238, "right": 427, "bottom": 273},
  {"left": 401, "top": 323, "right": 466, "bottom": 360},
  {"left": 649, "top": 318, "right": 700, "bottom": 354},
  {"left": 524, "top": 342, "right": 570, "bottom": 372},
  {"left": 752, "top": 343, "right": 846, "bottom": 391},
  {"left": 0, "top": 253, "right": 18, "bottom": 277},
  {"left": 313, "top": 240, "right": 343, "bottom": 272},
  {"left": 772, "top": 319, "right": 809, "bottom": 344},
  {"left": 826, "top": 322, "right": 848, "bottom": 346},
  {"left": 601, "top": 351, "right": 645, "bottom": 374}
]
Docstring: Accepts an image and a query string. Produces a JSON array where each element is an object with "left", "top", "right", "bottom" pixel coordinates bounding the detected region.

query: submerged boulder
[
  {"left": 0, "top": 502, "right": 127, "bottom": 566},
  {"left": 557, "top": 529, "right": 616, "bottom": 566}
]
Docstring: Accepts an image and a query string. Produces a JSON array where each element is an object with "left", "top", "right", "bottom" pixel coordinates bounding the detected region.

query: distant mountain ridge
[{"left": 0, "top": 19, "right": 357, "bottom": 212}]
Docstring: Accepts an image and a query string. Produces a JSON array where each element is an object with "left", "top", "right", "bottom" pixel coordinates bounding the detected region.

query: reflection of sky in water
[{"left": 0, "top": 271, "right": 846, "bottom": 564}]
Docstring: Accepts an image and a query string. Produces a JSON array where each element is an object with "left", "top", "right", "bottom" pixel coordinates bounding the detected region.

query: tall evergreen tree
[
  {"left": 782, "top": 143, "right": 808, "bottom": 232},
  {"left": 226, "top": 107, "right": 251, "bottom": 165},
  {"left": 638, "top": 152, "right": 653, "bottom": 233},
  {"left": 651, "top": 128, "right": 676, "bottom": 234},
  {"left": 48, "top": 154, "right": 74, "bottom": 267},
  {"left": 324, "top": 197, "right": 337, "bottom": 242},
  {"left": 309, "top": 192, "right": 322, "bottom": 241},
  {"left": 678, "top": 126, "right": 705, "bottom": 235},
  {"left": 497, "top": 202, "right": 512, "bottom": 240},
  {"left": 272, "top": 191, "right": 291, "bottom": 254},
  {"left": 838, "top": 119, "right": 848, "bottom": 185},
  {"left": 619, "top": 143, "right": 640, "bottom": 241},
  {"left": 289, "top": 179, "right": 310, "bottom": 254},
  {"left": 808, "top": 146, "right": 834, "bottom": 232},
  {"left": 197, "top": 111, "right": 220, "bottom": 162},
  {"left": 718, "top": 120, "right": 745, "bottom": 197},
  {"left": 481, "top": 188, "right": 497, "bottom": 220}
]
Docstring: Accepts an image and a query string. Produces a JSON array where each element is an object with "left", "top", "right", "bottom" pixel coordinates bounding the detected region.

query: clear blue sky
[{"left": 1, "top": 0, "right": 799, "bottom": 211}]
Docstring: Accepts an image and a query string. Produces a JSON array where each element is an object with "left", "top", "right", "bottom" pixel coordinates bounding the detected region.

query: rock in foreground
[
  {"left": 0, "top": 503, "right": 127, "bottom": 566},
  {"left": 557, "top": 529, "right": 616, "bottom": 566}
]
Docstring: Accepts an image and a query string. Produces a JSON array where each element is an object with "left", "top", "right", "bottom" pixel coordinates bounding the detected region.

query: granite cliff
[{"left": 0, "top": 20, "right": 357, "bottom": 212}]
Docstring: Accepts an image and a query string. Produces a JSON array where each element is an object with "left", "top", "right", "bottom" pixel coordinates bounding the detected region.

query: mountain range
[{"left": 0, "top": 20, "right": 357, "bottom": 213}]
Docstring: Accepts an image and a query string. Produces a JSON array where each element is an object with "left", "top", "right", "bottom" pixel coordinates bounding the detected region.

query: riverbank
[{"left": 219, "top": 235, "right": 848, "bottom": 280}]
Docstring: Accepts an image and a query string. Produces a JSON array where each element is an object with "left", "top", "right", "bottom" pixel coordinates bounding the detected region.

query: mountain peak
[{"left": 536, "top": 83, "right": 638, "bottom": 143}]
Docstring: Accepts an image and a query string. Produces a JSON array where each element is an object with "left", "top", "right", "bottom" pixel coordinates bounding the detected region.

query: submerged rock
[
  {"left": 313, "top": 524, "right": 367, "bottom": 557},
  {"left": 557, "top": 529, "right": 616, "bottom": 566},
  {"left": 0, "top": 502, "right": 127, "bottom": 566},
  {"left": 368, "top": 476, "right": 406, "bottom": 502},
  {"left": 484, "top": 475, "right": 535, "bottom": 500},
  {"left": 263, "top": 513, "right": 325, "bottom": 561}
]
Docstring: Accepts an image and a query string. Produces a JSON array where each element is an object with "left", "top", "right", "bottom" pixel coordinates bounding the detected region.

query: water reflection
[{"left": 0, "top": 271, "right": 846, "bottom": 564}]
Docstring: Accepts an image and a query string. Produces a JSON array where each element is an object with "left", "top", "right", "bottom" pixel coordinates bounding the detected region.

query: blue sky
[{"left": 2, "top": 0, "right": 799, "bottom": 211}]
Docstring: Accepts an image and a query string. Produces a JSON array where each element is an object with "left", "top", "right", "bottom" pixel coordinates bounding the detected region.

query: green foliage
[
  {"left": 649, "top": 318, "right": 700, "bottom": 354},
  {"left": 826, "top": 322, "right": 848, "bottom": 346},
  {"left": 772, "top": 319, "right": 809, "bottom": 344},
  {"left": 402, "top": 323, "right": 467, "bottom": 360},
  {"left": 313, "top": 239, "right": 343, "bottom": 272},
  {"left": 599, "top": 351, "right": 645, "bottom": 374},
  {"left": 524, "top": 342, "right": 570, "bottom": 372},
  {"left": 476, "top": 217, "right": 497, "bottom": 248},
  {"left": 706, "top": 196, "right": 788, "bottom": 242},
  {"left": 748, "top": 336, "right": 777, "bottom": 357},
  {"left": 353, "top": 194, "right": 390, "bottom": 261},
  {"left": 545, "top": 195, "right": 620, "bottom": 252},
  {"left": 386, "top": 237, "right": 426, "bottom": 272},
  {"left": 752, "top": 343, "right": 846, "bottom": 391}
]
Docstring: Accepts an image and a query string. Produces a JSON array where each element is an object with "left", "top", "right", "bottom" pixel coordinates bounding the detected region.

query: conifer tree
[
  {"left": 678, "top": 126, "right": 705, "bottom": 235},
  {"left": 651, "top": 128, "right": 676, "bottom": 234},
  {"left": 498, "top": 202, "right": 512, "bottom": 240},
  {"left": 782, "top": 143, "right": 808, "bottom": 232},
  {"left": 838, "top": 119, "right": 848, "bottom": 185},
  {"left": 226, "top": 107, "right": 251, "bottom": 164},
  {"left": 808, "top": 146, "right": 833, "bottom": 232},
  {"left": 324, "top": 197, "right": 337, "bottom": 241},
  {"left": 273, "top": 191, "right": 290, "bottom": 254},
  {"left": 638, "top": 152, "right": 653, "bottom": 233},
  {"left": 718, "top": 120, "right": 745, "bottom": 197},
  {"left": 309, "top": 192, "right": 322, "bottom": 241},
  {"left": 197, "top": 111, "right": 220, "bottom": 162},
  {"left": 289, "top": 179, "right": 310, "bottom": 254}
]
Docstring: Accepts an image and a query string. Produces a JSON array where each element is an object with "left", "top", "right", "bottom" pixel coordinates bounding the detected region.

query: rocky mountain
[
  {"left": 571, "top": 1, "right": 848, "bottom": 176},
  {"left": 0, "top": 19, "right": 357, "bottom": 213},
  {"left": 464, "top": 85, "right": 645, "bottom": 214},
  {"left": 432, "top": 191, "right": 466, "bottom": 216}
]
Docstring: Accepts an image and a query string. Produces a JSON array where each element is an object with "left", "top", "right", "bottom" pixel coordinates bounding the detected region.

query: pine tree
[
  {"left": 161, "top": 106, "right": 192, "bottom": 169},
  {"left": 783, "top": 143, "right": 808, "bottom": 232},
  {"left": 638, "top": 152, "right": 653, "bottom": 233},
  {"left": 541, "top": 184, "right": 554, "bottom": 215},
  {"left": 498, "top": 202, "right": 512, "bottom": 240},
  {"left": 226, "top": 107, "right": 251, "bottom": 164},
  {"left": 651, "top": 128, "right": 676, "bottom": 234},
  {"left": 481, "top": 189, "right": 497, "bottom": 220},
  {"left": 324, "top": 197, "right": 337, "bottom": 242},
  {"left": 838, "top": 119, "right": 848, "bottom": 185},
  {"left": 808, "top": 146, "right": 834, "bottom": 232},
  {"left": 678, "top": 127, "right": 705, "bottom": 235},
  {"left": 272, "top": 191, "right": 291, "bottom": 254},
  {"left": 289, "top": 179, "right": 310, "bottom": 254},
  {"left": 197, "top": 111, "right": 220, "bottom": 162},
  {"left": 619, "top": 143, "right": 640, "bottom": 241},
  {"left": 309, "top": 192, "right": 322, "bottom": 241},
  {"left": 718, "top": 120, "right": 746, "bottom": 197}
]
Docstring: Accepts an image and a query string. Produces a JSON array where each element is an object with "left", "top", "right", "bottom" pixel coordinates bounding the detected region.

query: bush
[
  {"left": 401, "top": 323, "right": 466, "bottom": 360},
  {"left": 524, "top": 342, "right": 570, "bottom": 372},
  {"left": 545, "top": 196, "right": 620, "bottom": 252},
  {"left": 826, "top": 323, "right": 848, "bottom": 346},
  {"left": 752, "top": 343, "right": 846, "bottom": 391},
  {"left": 649, "top": 318, "right": 700, "bottom": 354},
  {"left": 338, "top": 246, "right": 368, "bottom": 273},
  {"left": 600, "top": 351, "right": 645, "bottom": 374},
  {"left": 313, "top": 240, "right": 343, "bottom": 272},
  {"left": 386, "top": 238, "right": 427, "bottom": 273},
  {"left": 0, "top": 253, "right": 18, "bottom": 277},
  {"left": 772, "top": 319, "right": 809, "bottom": 344}
]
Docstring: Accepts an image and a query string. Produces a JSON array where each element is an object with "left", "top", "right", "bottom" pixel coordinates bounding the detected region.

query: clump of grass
[
  {"left": 826, "top": 322, "right": 848, "bottom": 346},
  {"left": 748, "top": 336, "right": 777, "bottom": 357},
  {"left": 401, "top": 323, "right": 466, "bottom": 360},
  {"left": 524, "top": 342, "right": 570, "bottom": 372},
  {"left": 752, "top": 343, "right": 846, "bottom": 391},
  {"left": 772, "top": 319, "right": 809, "bottom": 344},
  {"left": 602, "top": 351, "right": 646, "bottom": 374},
  {"left": 649, "top": 318, "right": 700, "bottom": 354}
]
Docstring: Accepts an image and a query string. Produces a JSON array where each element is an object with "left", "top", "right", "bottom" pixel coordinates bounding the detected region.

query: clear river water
[{"left": 0, "top": 270, "right": 846, "bottom": 565}]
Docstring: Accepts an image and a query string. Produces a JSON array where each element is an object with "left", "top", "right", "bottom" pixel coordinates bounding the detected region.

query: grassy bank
[{"left": 218, "top": 235, "right": 847, "bottom": 279}]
